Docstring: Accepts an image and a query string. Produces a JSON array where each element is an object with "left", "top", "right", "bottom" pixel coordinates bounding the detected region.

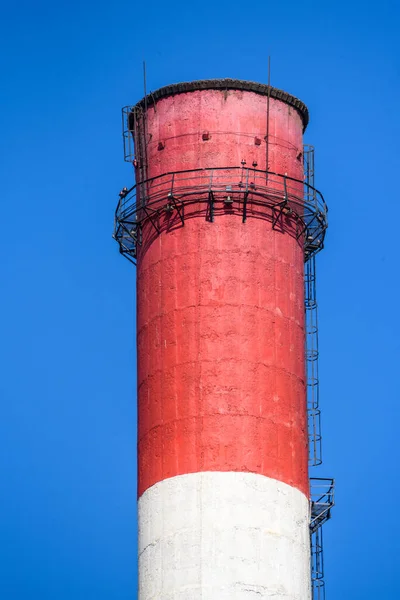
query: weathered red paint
[{"left": 136, "top": 87, "right": 308, "bottom": 497}]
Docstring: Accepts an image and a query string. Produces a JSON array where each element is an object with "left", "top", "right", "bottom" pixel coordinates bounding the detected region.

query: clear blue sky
[{"left": 1, "top": 1, "right": 399, "bottom": 598}]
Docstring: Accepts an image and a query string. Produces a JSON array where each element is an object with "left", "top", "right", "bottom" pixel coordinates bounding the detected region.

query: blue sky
[{"left": 1, "top": 0, "right": 399, "bottom": 598}]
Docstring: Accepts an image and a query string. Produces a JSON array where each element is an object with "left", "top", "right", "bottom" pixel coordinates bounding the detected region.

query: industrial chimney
[{"left": 114, "top": 79, "right": 334, "bottom": 600}]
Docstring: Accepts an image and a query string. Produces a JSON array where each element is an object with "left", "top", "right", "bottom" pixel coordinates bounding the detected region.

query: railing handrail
[
  {"left": 114, "top": 165, "right": 328, "bottom": 264},
  {"left": 115, "top": 166, "right": 327, "bottom": 216}
]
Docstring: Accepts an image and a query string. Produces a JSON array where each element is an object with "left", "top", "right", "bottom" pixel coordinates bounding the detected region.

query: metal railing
[
  {"left": 304, "top": 144, "right": 323, "bottom": 467},
  {"left": 310, "top": 477, "right": 335, "bottom": 534},
  {"left": 113, "top": 166, "right": 327, "bottom": 264},
  {"left": 310, "top": 478, "right": 335, "bottom": 600},
  {"left": 122, "top": 106, "right": 135, "bottom": 163},
  {"left": 304, "top": 146, "right": 334, "bottom": 600},
  {"left": 305, "top": 255, "right": 322, "bottom": 467},
  {"left": 312, "top": 573, "right": 326, "bottom": 600}
]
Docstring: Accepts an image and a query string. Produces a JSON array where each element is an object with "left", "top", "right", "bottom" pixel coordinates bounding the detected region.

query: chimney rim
[{"left": 134, "top": 78, "right": 309, "bottom": 131}]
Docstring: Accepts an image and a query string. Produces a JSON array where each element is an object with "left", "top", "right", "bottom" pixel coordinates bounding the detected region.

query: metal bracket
[
  {"left": 207, "top": 190, "right": 215, "bottom": 222},
  {"left": 142, "top": 205, "right": 160, "bottom": 234},
  {"left": 242, "top": 191, "right": 249, "bottom": 223},
  {"left": 167, "top": 193, "right": 184, "bottom": 226}
]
